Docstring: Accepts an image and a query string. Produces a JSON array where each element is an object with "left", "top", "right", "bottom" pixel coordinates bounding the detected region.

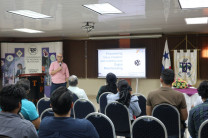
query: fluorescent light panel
[
  {"left": 89, "top": 34, "right": 162, "bottom": 40},
  {"left": 179, "top": 0, "right": 208, "bottom": 9},
  {"left": 14, "top": 28, "right": 43, "bottom": 33},
  {"left": 8, "top": 10, "right": 51, "bottom": 19},
  {"left": 83, "top": 3, "right": 122, "bottom": 14},
  {"left": 185, "top": 17, "right": 208, "bottom": 24}
]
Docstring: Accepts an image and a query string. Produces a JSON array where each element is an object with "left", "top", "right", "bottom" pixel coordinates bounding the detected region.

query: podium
[{"left": 19, "top": 73, "right": 45, "bottom": 105}]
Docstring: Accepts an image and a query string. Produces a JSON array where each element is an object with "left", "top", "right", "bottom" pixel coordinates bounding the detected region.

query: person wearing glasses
[{"left": 49, "top": 53, "right": 70, "bottom": 95}]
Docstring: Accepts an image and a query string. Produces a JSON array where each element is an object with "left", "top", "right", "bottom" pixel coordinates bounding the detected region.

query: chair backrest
[
  {"left": 132, "top": 116, "right": 168, "bottom": 138},
  {"left": 0, "top": 135, "right": 11, "bottom": 138},
  {"left": 40, "top": 108, "right": 54, "bottom": 121},
  {"left": 70, "top": 93, "right": 79, "bottom": 117},
  {"left": 133, "top": 93, "right": 146, "bottom": 116},
  {"left": 99, "top": 92, "right": 112, "bottom": 114},
  {"left": 152, "top": 103, "right": 181, "bottom": 138},
  {"left": 18, "top": 112, "right": 25, "bottom": 119},
  {"left": 105, "top": 101, "right": 132, "bottom": 137},
  {"left": 198, "top": 119, "right": 208, "bottom": 138},
  {"left": 36, "top": 97, "right": 50, "bottom": 116},
  {"left": 73, "top": 98, "right": 96, "bottom": 119},
  {"left": 86, "top": 112, "right": 116, "bottom": 138}
]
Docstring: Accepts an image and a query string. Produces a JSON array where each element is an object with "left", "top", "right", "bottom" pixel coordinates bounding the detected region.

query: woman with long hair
[
  {"left": 96, "top": 73, "right": 117, "bottom": 103},
  {"left": 107, "top": 79, "right": 141, "bottom": 120}
]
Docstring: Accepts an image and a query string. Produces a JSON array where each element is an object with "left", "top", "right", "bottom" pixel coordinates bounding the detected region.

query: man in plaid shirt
[{"left": 188, "top": 81, "right": 208, "bottom": 138}]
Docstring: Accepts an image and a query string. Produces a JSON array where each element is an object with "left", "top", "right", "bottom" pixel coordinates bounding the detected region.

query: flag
[
  {"left": 162, "top": 40, "right": 171, "bottom": 71},
  {"left": 174, "top": 49, "right": 197, "bottom": 85}
]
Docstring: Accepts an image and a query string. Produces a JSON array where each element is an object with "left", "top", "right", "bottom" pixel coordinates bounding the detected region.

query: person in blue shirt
[
  {"left": 15, "top": 78, "right": 40, "bottom": 130},
  {"left": 38, "top": 86, "right": 99, "bottom": 138}
]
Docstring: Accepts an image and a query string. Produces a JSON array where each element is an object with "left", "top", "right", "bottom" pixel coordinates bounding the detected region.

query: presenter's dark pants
[{"left": 50, "top": 82, "right": 66, "bottom": 96}]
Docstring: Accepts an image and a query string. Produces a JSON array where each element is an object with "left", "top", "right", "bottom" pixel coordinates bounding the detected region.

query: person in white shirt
[{"left": 67, "top": 75, "right": 88, "bottom": 100}]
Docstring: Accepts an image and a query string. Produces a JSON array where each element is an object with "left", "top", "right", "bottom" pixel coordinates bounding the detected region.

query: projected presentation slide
[{"left": 98, "top": 48, "right": 146, "bottom": 78}]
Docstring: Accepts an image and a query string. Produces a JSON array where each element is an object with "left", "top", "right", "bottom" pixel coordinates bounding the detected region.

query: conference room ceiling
[{"left": 0, "top": 0, "right": 208, "bottom": 38}]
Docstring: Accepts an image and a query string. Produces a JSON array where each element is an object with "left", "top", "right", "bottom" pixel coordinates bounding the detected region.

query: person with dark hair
[
  {"left": 188, "top": 81, "right": 208, "bottom": 138},
  {"left": 0, "top": 85, "right": 38, "bottom": 138},
  {"left": 38, "top": 86, "right": 99, "bottom": 138},
  {"left": 96, "top": 72, "right": 118, "bottom": 103},
  {"left": 107, "top": 79, "right": 141, "bottom": 120},
  {"left": 68, "top": 75, "right": 88, "bottom": 100},
  {"left": 15, "top": 78, "right": 40, "bottom": 130},
  {"left": 146, "top": 69, "right": 188, "bottom": 137}
]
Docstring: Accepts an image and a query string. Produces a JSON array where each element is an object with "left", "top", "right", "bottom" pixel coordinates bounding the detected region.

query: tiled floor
[{"left": 88, "top": 95, "right": 191, "bottom": 138}]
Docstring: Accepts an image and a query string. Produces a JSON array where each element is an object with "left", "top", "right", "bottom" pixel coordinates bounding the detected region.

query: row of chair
[
  {"left": 37, "top": 94, "right": 208, "bottom": 138},
  {"left": 40, "top": 104, "right": 167, "bottom": 138},
  {"left": 39, "top": 98, "right": 96, "bottom": 120}
]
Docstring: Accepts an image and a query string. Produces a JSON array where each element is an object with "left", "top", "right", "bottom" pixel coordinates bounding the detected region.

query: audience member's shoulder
[
  {"left": 148, "top": 88, "right": 161, "bottom": 95},
  {"left": 75, "top": 118, "right": 93, "bottom": 126},
  {"left": 131, "top": 95, "right": 138, "bottom": 102},
  {"left": 172, "top": 89, "right": 184, "bottom": 96},
  {"left": 100, "top": 85, "right": 107, "bottom": 90},
  {"left": 191, "top": 102, "right": 204, "bottom": 111},
  {"left": 78, "top": 87, "right": 85, "bottom": 92},
  {"left": 20, "top": 117, "right": 36, "bottom": 128},
  {"left": 22, "top": 99, "right": 35, "bottom": 106}
]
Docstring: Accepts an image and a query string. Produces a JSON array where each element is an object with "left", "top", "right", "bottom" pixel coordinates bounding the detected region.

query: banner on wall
[
  {"left": 14, "top": 48, "right": 25, "bottom": 83},
  {"left": 4, "top": 53, "right": 15, "bottom": 85},
  {"left": 174, "top": 49, "right": 197, "bottom": 85},
  {"left": 1, "top": 42, "right": 62, "bottom": 86}
]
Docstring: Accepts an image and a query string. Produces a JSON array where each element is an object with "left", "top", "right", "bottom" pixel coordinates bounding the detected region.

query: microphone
[{"left": 59, "top": 62, "right": 62, "bottom": 66}]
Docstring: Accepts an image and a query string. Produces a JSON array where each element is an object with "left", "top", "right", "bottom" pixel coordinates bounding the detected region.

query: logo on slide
[{"left": 135, "top": 60, "right": 140, "bottom": 66}]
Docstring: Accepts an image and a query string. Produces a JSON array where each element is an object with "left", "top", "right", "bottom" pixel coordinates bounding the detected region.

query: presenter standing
[{"left": 49, "top": 53, "right": 69, "bottom": 95}]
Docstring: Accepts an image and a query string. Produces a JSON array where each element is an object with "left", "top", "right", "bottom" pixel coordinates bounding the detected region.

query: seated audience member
[
  {"left": 38, "top": 86, "right": 99, "bottom": 138},
  {"left": 107, "top": 79, "right": 141, "bottom": 121},
  {"left": 188, "top": 81, "right": 208, "bottom": 138},
  {"left": 67, "top": 75, "right": 88, "bottom": 100},
  {"left": 96, "top": 72, "right": 117, "bottom": 103},
  {"left": 15, "top": 78, "right": 40, "bottom": 130},
  {"left": 0, "top": 85, "right": 38, "bottom": 138},
  {"left": 146, "top": 69, "right": 188, "bottom": 137}
]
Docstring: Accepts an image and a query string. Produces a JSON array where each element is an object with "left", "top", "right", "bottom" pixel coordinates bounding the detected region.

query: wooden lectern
[{"left": 19, "top": 73, "right": 45, "bottom": 105}]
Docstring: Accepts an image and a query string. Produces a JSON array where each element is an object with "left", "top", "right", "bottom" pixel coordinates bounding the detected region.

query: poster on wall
[
  {"left": 4, "top": 53, "right": 15, "bottom": 85},
  {"left": 25, "top": 45, "right": 42, "bottom": 74},
  {"left": 42, "top": 48, "right": 50, "bottom": 85},
  {"left": 14, "top": 48, "right": 25, "bottom": 83},
  {"left": 1, "top": 42, "right": 62, "bottom": 87},
  {"left": 1, "top": 58, "right": 5, "bottom": 86}
]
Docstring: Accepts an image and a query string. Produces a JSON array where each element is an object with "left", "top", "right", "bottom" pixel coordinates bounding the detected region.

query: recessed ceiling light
[
  {"left": 83, "top": 3, "right": 122, "bottom": 14},
  {"left": 14, "top": 28, "right": 44, "bottom": 33},
  {"left": 185, "top": 17, "right": 208, "bottom": 24},
  {"left": 179, "top": 0, "right": 208, "bottom": 9},
  {"left": 8, "top": 10, "right": 51, "bottom": 19}
]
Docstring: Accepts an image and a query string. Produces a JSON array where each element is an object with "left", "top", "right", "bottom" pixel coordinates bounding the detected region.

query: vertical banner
[
  {"left": 174, "top": 50, "right": 197, "bottom": 85},
  {"left": 42, "top": 48, "right": 49, "bottom": 85},
  {"left": 49, "top": 53, "right": 56, "bottom": 64},
  {"left": 4, "top": 53, "right": 15, "bottom": 85},
  {"left": 25, "top": 45, "right": 42, "bottom": 74},
  {"left": 1, "top": 58, "right": 5, "bottom": 86},
  {"left": 14, "top": 48, "right": 25, "bottom": 83}
]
